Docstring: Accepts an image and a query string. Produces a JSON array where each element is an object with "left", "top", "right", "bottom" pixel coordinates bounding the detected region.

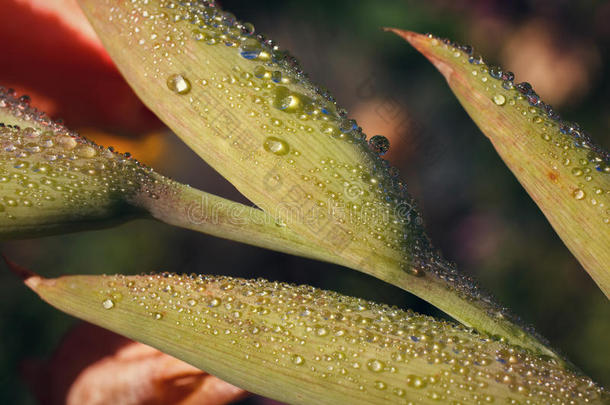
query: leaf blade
[
  {"left": 74, "top": 0, "right": 562, "bottom": 357},
  {"left": 17, "top": 267, "right": 607, "bottom": 405},
  {"left": 0, "top": 88, "right": 333, "bottom": 262},
  {"left": 388, "top": 29, "right": 610, "bottom": 297}
]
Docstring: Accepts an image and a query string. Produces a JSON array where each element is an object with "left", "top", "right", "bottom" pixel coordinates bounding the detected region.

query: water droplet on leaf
[
  {"left": 493, "top": 94, "right": 506, "bottom": 106},
  {"left": 167, "top": 74, "right": 192, "bottom": 95},
  {"left": 102, "top": 299, "right": 115, "bottom": 310},
  {"left": 368, "top": 135, "right": 390, "bottom": 156},
  {"left": 263, "top": 136, "right": 290, "bottom": 156}
]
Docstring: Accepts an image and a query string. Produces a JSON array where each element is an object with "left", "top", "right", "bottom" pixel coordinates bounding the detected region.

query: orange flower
[
  {"left": 22, "top": 323, "right": 248, "bottom": 405},
  {"left": 0, "top": 0, "right": 162, "bottom": 135}
]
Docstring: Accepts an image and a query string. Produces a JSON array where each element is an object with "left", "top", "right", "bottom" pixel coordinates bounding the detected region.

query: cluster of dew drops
[
  {"left": 0, "top": 88, "right": 158, "bottom": 217},
  {"left": 138, "top": 0, "right": 545, "bottom": 324},
  {"left": 97, "top": 272, "right": 606, "bottom": 404},
  {"left": 162, "top": 0, "right": 407, "bottom": 208},
  {"left": 164, "top": 3, "right": 391, "bottom": 154},
  {"left": 117, "top": 0, "right": 592, "bottom": 325},
  {"left": 157, "top": 0, "right": 443, "bottom": 271},
  {"left": 426, "top": 34, "right": 609, "bottom": 225}
]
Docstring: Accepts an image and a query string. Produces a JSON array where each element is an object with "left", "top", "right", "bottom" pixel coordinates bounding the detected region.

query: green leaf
[
  {"left": 74, "top": 0, "right": 561, "bottom": 359},
  {"left": 387, "top": 29, "right": 610, "bottom": 298},
  {"left": 0, "top": 88, "right": 144, "bottom": 236},
  {"left": 14, "top": 265, "right": 607, "bottom": 404},
  {"left": 0, "top": 88, "right": 335, "bottom": 263}
]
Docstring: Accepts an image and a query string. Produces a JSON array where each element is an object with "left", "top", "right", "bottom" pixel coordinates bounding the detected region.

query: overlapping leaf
[
  {"left": 74, "top": 0, "right": 562, "bottom": 358},
  {"left": 388, "top": 29, "right": 610, "bottom": 297},
  {"left": 0, "top": 88, "right": 332, "bottom": 262},
  {"left": 16, "top": 266, "right": 607, "bottom": 405}
]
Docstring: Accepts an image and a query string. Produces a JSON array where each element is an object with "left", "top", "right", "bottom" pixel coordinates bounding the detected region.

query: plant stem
[{"left": 129, "top": 173, "right": 344, "bottom": 265}]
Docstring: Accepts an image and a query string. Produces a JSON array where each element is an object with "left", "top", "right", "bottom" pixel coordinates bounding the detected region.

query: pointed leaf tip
[
  {"left": 390, "top": 29, "right": 610, "bottom": 297},
  {"left": 386, "top": 29, "right": 457, "bottom": 78},
  {"left": 2, "top": 254, "right": 38, "bottom": 285}
]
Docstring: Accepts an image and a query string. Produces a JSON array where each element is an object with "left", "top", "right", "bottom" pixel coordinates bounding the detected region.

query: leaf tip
[
  {"left": 3, "top": 255, "right": 43, "bottom": 289},
  {"left": 384, "top": 28, "right": 427, "bottom": 48},
  {"left": 385, "top": 28, "right": 455, "bottom": 79}
]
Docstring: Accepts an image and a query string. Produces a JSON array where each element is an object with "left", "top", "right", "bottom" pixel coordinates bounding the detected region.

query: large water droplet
[
  {"left": 239, "top": 38, "right": 262, "bottom": 60},
  {"left": 102, "top": 299, "right": 115, "bottom": 310},
  {"left": 58, "top": 136, "right": 77, "bottom": 150},
  {"left": 263, "top": 136, "right": 290, "bottom": 155},
  {"left": 573, "top": 189, "right": 586, "bottom": 200},
  {"left": 242, "top": 22, "right": 255, "bottom": 35},
  {"left": 291, "top": 354, "right": 305, "bottom": 365},
  {"left": 167, "top": 74, "right": 192, "bottom": 95},
  {"left": 273, "top": 86, "right": 302, "bottom": 113},
  {"left": 368, "top": 135, "right": 390, "bottom": 156},
  {"left": 76, "top": 145, "right": 96, "bottom": 158},
  {"left": 493, "top": 94, "right": 506, "bottom": 106}
]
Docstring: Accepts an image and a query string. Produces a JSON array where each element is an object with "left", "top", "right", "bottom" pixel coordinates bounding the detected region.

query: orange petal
[
  {"left": 79, "top": 128, "right": 169, "bottom": 166},
  {"left": 22, "top": 323, "right": 248, "bottom": 405},
  {"left": 0, "top": 0, "right": 162, "bottom": 134}
]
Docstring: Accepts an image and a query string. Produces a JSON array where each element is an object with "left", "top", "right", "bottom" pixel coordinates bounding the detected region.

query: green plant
[{"left": 2, "top": 0, "right": 608, "bottom": 403}]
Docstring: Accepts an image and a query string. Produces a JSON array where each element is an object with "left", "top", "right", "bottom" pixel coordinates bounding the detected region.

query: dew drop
[
  {"left": 167, "top": 74, "right": 192, "bottom": 95},
  {"left": 242, "top": 22, "right": 256, "bottom": 35},
  {"left": 271, "top": 71, "right": 282, "bottom": 83},
  {"left": 273, "top": 86, "right": 302, "bottom": 112},
  {"left": 292, "top": 354, "right": 305, "bottom": 365},
  {"left": 367, "top": 359, "right": 385, "bottom": 372},
  {"left": 407, "top": 375, "right": 427, "bottom": 388},
  {"left": 374, "top": 381, "right": 387, "bottom": 390},
  {"left": 239, "top": 38, "right": 262, "bottom": 60},
  {"left": 492, "top": 94, "right": 506, "bottom": 106},
  {"left": 76, "top": 145, "right": 96, "bottom": 158},
  {"left": 22, "top": 127, "right": 40, "bottom": 138},
  {"left": 573, "top": 189, "right": 586, "bottom": 200},
  {"left": 393, "top": 388, "right": 406, "bottom": 397},
  {"left": 263, "top": 136, "right": 290, "bottom": 155},
  {"left": 316, "top": 327, "right": 329, "bottom": 336},
  {"left": 368, "top": 135, "right": 390, "bottom": 156},
  {"left": 102, "top": 299, "right": 115, "bottom": 310},
  {"left": 254, "top": 66, "right": 266, "bottom": 78}
]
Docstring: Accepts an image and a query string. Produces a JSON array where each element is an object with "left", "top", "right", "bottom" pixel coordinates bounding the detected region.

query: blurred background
[{"left": 1, "top": 0, "right": 609, "bottom": 403}]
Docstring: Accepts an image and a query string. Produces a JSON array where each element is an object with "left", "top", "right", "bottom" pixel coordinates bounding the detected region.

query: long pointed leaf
[
  {"left": 74, "top": 0, "right": 560, "bottom": 358},
  {"left": 388, "top": 29, "right": 610, "bottom": 298},
  {"left": 0, "top": 87, "right": 334, "bottom": 263},
  {"left": 15, "top": 265, "right": 607, "bottom": 404}
]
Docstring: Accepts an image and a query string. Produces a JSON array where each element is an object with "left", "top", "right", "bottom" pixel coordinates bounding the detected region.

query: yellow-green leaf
[
  {"left": 74, "top": 0, "right": 562, "bottom": 358},
  {"left": 0, "top": 88, "right": 144, "bottom": 236},
  {"left": 16, "top": 266, "right": 607, "bottom": 404},
  {"left": 0, "top": 88, "right": 334, "bottom": 263},
  {"left": 388, "top": 29, "right": 610, "bottom": 298}
]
